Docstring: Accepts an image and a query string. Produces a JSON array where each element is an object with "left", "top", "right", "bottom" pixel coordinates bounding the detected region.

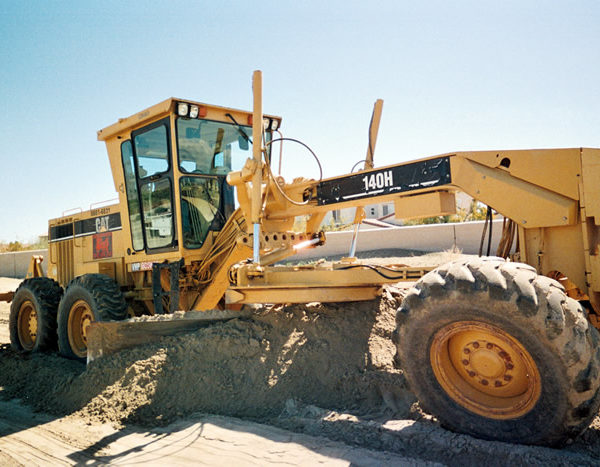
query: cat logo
[{"left": 95, "top": 215, "right": 110, "bottom": 233}]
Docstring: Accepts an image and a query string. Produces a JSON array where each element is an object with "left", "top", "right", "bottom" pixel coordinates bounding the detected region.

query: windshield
[{"left": 176, "top": 118, "right": 270, "bottom": 175}]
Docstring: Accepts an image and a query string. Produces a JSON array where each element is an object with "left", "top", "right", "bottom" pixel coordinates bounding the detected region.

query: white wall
[
  {"left": 0, "top": 220, "right": 505, "bottom": 277},
  {"left": 0, "top": 250, "right": 48, "bottom": 279},
  {"left": 291, "top": 219, "right": 505, "bottom": 260}
]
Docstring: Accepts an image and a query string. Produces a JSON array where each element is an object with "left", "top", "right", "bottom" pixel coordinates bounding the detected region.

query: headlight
[
  {"left": 177, "top": 102, "right": 189, "bottom": 116},
  {"left": 270, "top": 119, "right": 279, "bottom": 131},
  {"left": 189, "top": 105, "right": 199, "bottom": 118},
  {"left": 262, "top": 117, "right": 271, "bottom": 131}
]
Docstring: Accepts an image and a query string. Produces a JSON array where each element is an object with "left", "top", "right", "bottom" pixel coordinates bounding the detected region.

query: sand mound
[{"left": 0, "top": 286, "right": 414, "bottom": 427}]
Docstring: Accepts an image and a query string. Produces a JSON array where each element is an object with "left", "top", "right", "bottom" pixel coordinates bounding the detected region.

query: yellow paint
[
  {"left": 43, "top": 71, "right": 600, "bottom": 333},
  {"left": 430, "top": 321, "right": 541, "bottom": 419}
]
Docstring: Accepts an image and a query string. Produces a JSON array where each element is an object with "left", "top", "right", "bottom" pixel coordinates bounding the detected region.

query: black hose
[
  {"left": 478, "top": 210, "right": 489, "bottom": 257},
  {"left": 486, "top": 206, "right": 493, "bottom": 256},
  {"left": 264, "top": 137, "right": 323, "bottom": 181},
  {"left": 351, "top": 159, "right": 368, "bottom": 173},
  {"left": 337, "top": 264, "right": 415, "bottom": 280}
]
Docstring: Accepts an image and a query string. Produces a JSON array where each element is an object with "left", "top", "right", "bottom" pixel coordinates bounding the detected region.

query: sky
[{"left": 1, "top": 1, "right": 599, "bottom": 242}]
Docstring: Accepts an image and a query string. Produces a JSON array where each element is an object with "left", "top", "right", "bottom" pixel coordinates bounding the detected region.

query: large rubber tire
[
  {"left": 57, "top": 274, "right": 127, "bottom": 362},
  {"left": 9, "top": 278, "right": 63, "bottom": 352},
  {"left": 395, "top": 257, "right": 600, "bottom": 447}
]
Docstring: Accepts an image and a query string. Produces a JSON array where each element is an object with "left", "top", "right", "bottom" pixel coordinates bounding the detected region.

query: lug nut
[
  {"left": 463, "top": 348, "right": 470, "bottom": 354},
  {"left": 468, "top": 371, "right": 476, "bottom": 377},
  {"left": 495, "top": 380, "right": 502, "bottom": 387},
  {"left": 506, "top": 363, "right": 514, "bottom": 370},
  {"left": 486, "top": 343, "right": 493, "bottom": 349},
  {"left": 473, "top": 342, "right": 480, "bottom": 349},
  {"left": 462, "top": 359, "right": 469, "bottom": 366},
  {"left": 504, "top": 375, "right": 512, "bottom": 381},
  {"left": 481, "top": 379, "right": 489, "bottom": 386}
]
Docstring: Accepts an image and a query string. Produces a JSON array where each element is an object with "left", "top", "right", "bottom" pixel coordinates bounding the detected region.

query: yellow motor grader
[{"left": 3, "top": 71, "right": 600, "bottom": 447}]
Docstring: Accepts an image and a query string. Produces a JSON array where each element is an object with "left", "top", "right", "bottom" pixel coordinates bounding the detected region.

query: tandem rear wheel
[
  {"left": 9, "top": 278, "right": 63, "bottom": 352},
  {"left": 57, "top": 274, "right": 128, "bottom": 362},
  {"left": 395, "top": 257, "right": 600, "bottom": 446}
]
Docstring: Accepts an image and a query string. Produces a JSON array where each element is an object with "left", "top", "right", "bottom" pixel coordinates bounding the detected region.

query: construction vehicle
[{"left": 3, "top": 70, "right": 600, "bottom": 447}]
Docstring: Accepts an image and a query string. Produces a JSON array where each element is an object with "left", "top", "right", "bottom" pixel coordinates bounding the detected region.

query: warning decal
[{"left": 93, "top": 232, "right": 113, "bottom": 259}]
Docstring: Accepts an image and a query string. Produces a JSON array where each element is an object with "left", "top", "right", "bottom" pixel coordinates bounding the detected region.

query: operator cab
[{"left": 98, "top": 98, "right": 281, "bottom": 256}]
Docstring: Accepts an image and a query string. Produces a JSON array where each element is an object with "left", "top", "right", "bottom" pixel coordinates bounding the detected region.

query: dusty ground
[
  {"left": 1, "top": 252, "right": 600, "bottom": 465},
  {"left": 0, "top": 278, "right": 15, "bottom": 345}
]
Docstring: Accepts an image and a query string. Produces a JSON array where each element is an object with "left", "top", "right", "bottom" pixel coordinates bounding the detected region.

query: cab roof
[{"left": 97, "top": 97, "right": 281, "bottom": 142}]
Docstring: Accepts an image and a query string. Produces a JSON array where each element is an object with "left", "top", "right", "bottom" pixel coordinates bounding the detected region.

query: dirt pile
[
  {"left": 4, "top": 274, "right": 600, "bottom": 463},
  {"left": 0, "top": 286, "right": 415, "bottom": 427}
]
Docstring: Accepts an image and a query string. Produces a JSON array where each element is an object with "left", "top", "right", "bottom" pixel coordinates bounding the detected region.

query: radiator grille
[{"left": 55, "top": 239, "right": 74, "bottom": 286}]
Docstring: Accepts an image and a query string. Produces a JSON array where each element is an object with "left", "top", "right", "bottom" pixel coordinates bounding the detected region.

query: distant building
[{"left": 321, "top": 192, "right": 477, "bottom": 228}]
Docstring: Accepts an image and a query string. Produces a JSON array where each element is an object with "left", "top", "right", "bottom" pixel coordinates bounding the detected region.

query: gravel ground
[{"left": 1, "top": 253, "right": 600, "bottom": 465}]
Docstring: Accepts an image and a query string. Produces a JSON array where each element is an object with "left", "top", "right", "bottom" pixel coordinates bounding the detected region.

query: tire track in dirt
[
  {"left": 0, "top": 399, "right": 423, "bottom": 466},
  {"left": 2, "top": 266, "right": 600, "bottom": 464}
]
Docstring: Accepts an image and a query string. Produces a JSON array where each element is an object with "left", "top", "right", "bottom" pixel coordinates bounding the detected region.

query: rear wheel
[
  {"left": 57, "top": 274, "right": 127, "bottom": 362},
  {"left": 395, "top": 258, "right": 600, "bottom": 446},
  {"left": 9, "top": 278, "right": 62, "bottom": 352}
]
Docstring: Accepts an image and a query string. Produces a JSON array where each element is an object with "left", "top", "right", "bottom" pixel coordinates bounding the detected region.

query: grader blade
[{"left": 86, "top": 310, "right": 251, "bottom": 363}]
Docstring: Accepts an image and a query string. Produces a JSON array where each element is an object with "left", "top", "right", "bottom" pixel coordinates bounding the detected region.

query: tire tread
[
  {"left": 396, "top": 258, "right": 600, "bottom": 446},
  {"left": 57, "top": 273, "right": 127, "bottom": 361},
  {"left": 9, "top": 277, "right": 63, "bottom": 352}
]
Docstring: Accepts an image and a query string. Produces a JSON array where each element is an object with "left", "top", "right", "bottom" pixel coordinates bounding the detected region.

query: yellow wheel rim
[
  {"left": 17, "top": 300, "right": 37, "bottom": 351},
  {"left": 430, "top": 321, "right": 541, "bottom": 419},
  {"left": 67, "top": 299, "right": 94, "bottom": 359}
]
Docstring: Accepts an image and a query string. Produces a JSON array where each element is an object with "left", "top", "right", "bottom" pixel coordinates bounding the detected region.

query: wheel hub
[
  {"left": 27, "top": 310, "right": 38, "bottom": 340},
  {"left": 79, "top": 312, "right": 92, "bottom": 344},
  {"left": 430, "top": 321, "right": 541, "bottom": 419},
  {"left": 462, "top": 340, "right": 514, "bottom": 388},
  {"left": 17, "top": 300, "right": 38, "bottom": 350},
  {"left": 67, "top": 300, "right": 94, "bottom": 358}
]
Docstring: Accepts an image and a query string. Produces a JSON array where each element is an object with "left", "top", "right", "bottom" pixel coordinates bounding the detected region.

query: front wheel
[
  {"left": 57, "top": 274, "right": 128, "bottom": 362},
  {"left": 395, "top": 258, "right": 600, "bottom": 446}
]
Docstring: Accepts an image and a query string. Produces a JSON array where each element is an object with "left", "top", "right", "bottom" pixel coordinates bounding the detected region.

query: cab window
[
  {"left": 140, "top": 178, "right": 174, "bottom": 249},
  {"left": 134, "top": 124, "right": 169, "bottom": 178},
  {"left": 120, "top": 141, "right": 144, "bottom": 250},
  {"left": 180, "top": 177, "right": 222, "bottom": 248}
]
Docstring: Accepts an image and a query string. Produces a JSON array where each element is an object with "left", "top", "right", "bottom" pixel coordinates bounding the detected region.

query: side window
[
  {"left": 134, "top": 124, "right": 169, "bottom": 178},
  {"left": 140, "top": 178, "right": 173, "bottom": 249},
  {"left": 121, "top": 141, "right": 144, "bottom": 250}
]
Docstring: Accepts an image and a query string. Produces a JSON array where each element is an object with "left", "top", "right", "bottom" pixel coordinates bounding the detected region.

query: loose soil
[{"left": 2, "top": 252, "right": 600, "bottom": 464}]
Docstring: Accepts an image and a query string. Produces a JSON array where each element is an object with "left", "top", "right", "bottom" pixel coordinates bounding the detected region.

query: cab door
[{"left": 120, "top": 117, "right": 177, "bottom": 253}]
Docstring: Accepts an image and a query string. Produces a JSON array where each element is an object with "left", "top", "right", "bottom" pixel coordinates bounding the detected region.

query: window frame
[{"left": 130, "top": 117, "right": 178, "bottom": 253}]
